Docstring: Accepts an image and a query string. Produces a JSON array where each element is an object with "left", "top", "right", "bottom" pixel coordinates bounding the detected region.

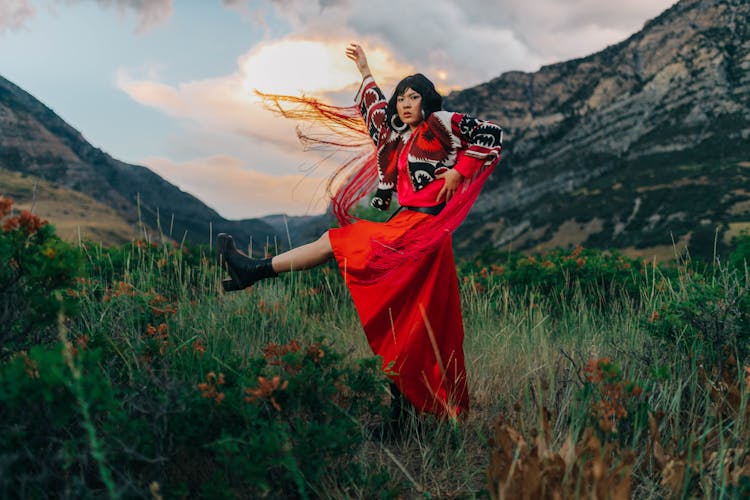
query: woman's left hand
[{"left": 435, "top": 168, "right": 465, "bottom": 203}]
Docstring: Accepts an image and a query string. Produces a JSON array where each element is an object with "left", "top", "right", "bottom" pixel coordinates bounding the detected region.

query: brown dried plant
[{"left": 487, "top": 407, "right": 633, "bottom": 500}]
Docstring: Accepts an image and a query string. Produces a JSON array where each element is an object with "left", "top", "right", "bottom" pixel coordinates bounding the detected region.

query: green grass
[{"left": 2, "top": 234, "right": 750, "bottom": 498}]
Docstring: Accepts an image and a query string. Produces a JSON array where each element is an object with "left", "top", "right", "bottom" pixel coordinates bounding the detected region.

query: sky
[{"left": 0, "top": 0, "right": 676, "bottom": 219}]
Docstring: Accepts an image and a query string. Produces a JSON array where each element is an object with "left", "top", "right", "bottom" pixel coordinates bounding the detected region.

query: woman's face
[{"left": 396, "top": 87, "right": 423, "bottom": 129}]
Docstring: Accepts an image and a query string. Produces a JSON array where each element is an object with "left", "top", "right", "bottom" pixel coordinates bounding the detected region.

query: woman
[{"left": 218, "top": 43, "right": 502, "bottom": 420}]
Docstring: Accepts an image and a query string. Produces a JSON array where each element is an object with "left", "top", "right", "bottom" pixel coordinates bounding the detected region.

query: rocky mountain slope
[
  {"left": 445, "top": 0, "right": 750, "bottom": 259},
  {"left": 0, "top": 77, "right": 277, "bottom": 248}
]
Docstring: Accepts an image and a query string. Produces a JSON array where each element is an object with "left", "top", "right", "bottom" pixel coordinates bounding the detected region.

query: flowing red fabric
[{"left": 329, "top": 210, "right": 469, "bottom": 417}]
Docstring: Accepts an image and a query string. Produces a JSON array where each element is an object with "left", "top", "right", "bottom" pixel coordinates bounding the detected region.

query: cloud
[
  {"left": 2, "top": 0, "right": 172, "bottom": 33},
  {"left": 82, "top": 0, "right": 173, "bottom": 32},
  {"left": 460, "top": 0, "right": 677, "bottom": 62},
  {"left": 262, "top": 0, "right": 677, "bottom": 85},
  {"left": 0, "top": 0, "right": 35, "bottom": 33},
  {"left": 144, "top": 155, "right": 330, "bottom": 218},
  {"left": 115, "top": 37, "right": 411, "bottom": 170},
  {"left": 116, "top": 68, "right": 303, "bottom": 152}
]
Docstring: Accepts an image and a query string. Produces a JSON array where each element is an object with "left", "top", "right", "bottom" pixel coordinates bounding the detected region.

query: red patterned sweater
[{"left": 355, "top": 75, "right": 503, "bottom": 210}]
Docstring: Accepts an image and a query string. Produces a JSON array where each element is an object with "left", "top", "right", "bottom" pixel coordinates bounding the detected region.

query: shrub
[
  {"left": 0, "top": 197, "right": 83, "bottom": 357},
  {"left": 0, "top": 335, "right": 390, "bottom": 498},
  {"left": 644, "top": 266, "right": 750, "bottom": 364}
]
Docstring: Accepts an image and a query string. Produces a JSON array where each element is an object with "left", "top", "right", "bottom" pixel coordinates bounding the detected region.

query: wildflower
[
  {"left": 18, "top": 210, "right": 45, "bottom": 234},
  {"left": 649, "top": 310, "right": 660, "bottom": 322},
  {"left": 245, "top": 375, "right": 288, "bottom": 411},
  {"left": 149, "top": 294, "right": 177, "bottom": 316},
  {"left": 113, "top": 281, "right": 137, "bottom": 298},
  {"left": 2, "top": 217, "right": 19, "bottom": 232},
  {"left": 307, "top": 343, "right": 325, "bottom": 363},
  {"left": 198, "top": 371, "right": 226, "bottom": 405},
  {"left": 193, "top": 339, "right": 206, "bottom": 356},
  {"left": 43, "top": 247, "right": 56, "bottom": 259},
  {"left": 263, "top": 340, "right": 302, "bottom": 365},
  {"left": 0, "top": 196, "right": 12, "bottom": 217}
]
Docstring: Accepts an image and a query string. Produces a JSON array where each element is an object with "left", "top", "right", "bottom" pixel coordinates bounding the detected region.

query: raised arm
[
  {"left": 346, "top": 43, "right": 388, "bottom": 145},
  {"left": 345, "top": 43, "right": 372, "bottom": 80}
]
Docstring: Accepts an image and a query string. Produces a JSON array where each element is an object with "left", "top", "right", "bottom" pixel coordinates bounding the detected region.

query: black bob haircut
[{"left": 385, "top": 73, "right": 443, "bottom": 131}]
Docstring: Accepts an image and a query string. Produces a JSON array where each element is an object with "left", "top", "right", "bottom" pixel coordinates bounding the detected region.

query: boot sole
[{"left": 221, "top": 278, "right": 243, "bottom": 292}]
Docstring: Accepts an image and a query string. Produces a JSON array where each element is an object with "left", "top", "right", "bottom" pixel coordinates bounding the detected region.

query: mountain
[
  {"left": 445, "top": 0, "right": 750, "bottom": 259},
  {"left": 0, "top": 76, "right": 277, "bottom": 248}
]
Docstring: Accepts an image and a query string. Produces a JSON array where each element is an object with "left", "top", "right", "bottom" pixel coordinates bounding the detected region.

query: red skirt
[{"left": 329, "top": 210, "right": 469, "bottom": 418}]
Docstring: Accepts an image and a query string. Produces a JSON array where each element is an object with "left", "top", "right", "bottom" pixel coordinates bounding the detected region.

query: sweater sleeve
[
  {"left": 432, "top": 112, "right": 503, "bottom": 178},
  {"left": 354, "top": 76, "right": 388, "bottom": 146}
]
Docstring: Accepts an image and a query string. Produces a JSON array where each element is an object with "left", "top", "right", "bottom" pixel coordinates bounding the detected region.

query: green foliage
[
  {"left": 0, "top": 344, "right": 118, "bottom": 498},
  {"left": 644, "top": 265, "right": 750, "bottom": 364},
  {"left": 461, "top": 245, "right": 658, "bottom": 310},
  {"left": 0, "top": 197, "right": 83, "bottom": 357},
  {"left": 0, "top": 334, "right": 389, "bottom": 497}
]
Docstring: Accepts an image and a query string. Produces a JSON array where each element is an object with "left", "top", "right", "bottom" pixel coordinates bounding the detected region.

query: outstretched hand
[
  {"left": 346, "top": 43, "right": 372, "bottom": 79},
  {"left": 435, "top": 169, "right": 465, "bottom": 203}
]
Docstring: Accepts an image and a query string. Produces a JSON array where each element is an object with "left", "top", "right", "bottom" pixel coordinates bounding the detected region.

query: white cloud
[
  {"left": 260, "top": 0, "right": 677, "bottom": 85},
  {"left": 144, "top": 155, "right": 330, "bottom": 218},
  {"left": 115, "top": 68, "right": 303, "bottom": 152},
  {"left": 460, "top": 0, "right": 677, "bottom": 62},
  {"left": 76, "top": 0, "right": 173, "bottom": 32},
  {"left": 2, "top": 0, "right": 173, "bottom": 33},
  {"left": 0, "top": 0, "right": 35, "bottom": 33}
]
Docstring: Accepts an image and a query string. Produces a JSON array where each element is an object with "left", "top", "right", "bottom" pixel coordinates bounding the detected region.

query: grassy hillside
[{"left": 0, "top": 168, "right": 140, "bottom": 245}]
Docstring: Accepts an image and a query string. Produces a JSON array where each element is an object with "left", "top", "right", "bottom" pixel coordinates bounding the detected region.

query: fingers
[{"left": 436, "top": 185, "right": 455, "bottom": 203}]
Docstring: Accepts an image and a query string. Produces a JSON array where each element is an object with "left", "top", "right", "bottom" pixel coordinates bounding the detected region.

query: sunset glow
[{"left": 239, "top": 39, "right": 413, "bottom": 99}]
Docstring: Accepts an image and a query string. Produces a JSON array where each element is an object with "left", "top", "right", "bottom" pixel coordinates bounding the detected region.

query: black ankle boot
[{"left": 216, "top": 233, "right": 278, "bottom": 291}]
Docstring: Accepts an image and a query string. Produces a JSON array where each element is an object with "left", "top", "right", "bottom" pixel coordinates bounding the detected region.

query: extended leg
[{"left": 271, "top": 231, "right": 333, "bottom": 273}]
